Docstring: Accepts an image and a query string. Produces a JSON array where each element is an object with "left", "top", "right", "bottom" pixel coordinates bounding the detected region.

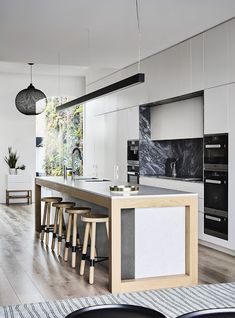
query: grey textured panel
[{"left": 121, "top": 208, "right": 135, "bottom": 280}]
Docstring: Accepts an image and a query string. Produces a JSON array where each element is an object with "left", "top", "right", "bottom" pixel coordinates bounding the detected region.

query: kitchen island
[{"left": 35, "top": 176, "right": 198, "bottom": 293}]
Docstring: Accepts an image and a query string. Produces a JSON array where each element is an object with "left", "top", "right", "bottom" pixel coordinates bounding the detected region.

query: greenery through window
[{"left": 43, "top": 97, "right": 83, "bottom": 176}]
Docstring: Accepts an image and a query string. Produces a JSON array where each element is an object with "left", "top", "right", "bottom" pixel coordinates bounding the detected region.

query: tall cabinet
[{"left": 92, "top": 106, "right": 139, "bottom": 182}]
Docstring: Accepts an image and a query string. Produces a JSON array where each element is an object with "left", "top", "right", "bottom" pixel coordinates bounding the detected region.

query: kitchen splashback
[{"left": 139, "top": 106, "right": 203, "bottom": 178}]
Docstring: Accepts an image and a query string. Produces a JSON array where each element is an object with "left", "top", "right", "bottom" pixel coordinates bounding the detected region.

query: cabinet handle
[
  {"left": 205, "top": 215, "right": 221, "bottom": 222},
  {"left": 205, "top": 179, "right": 222, "bottom": 184},
  {"left": 205, "top": 144, "right": 221, "bottom": 149}
]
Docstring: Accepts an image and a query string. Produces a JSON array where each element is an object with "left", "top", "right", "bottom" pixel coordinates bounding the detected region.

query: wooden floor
[{"left": 0, "top": 204, "right": 235, "bottom": 306}]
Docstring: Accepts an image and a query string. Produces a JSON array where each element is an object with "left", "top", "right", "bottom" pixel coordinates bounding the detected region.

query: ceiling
[{"left": 1, "top": 0, "right": 235, "bottom": 76}]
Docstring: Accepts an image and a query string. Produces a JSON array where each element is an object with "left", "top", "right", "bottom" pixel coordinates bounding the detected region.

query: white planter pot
[{"left": 9, "top": 168, "right": 17, "bottom": 175}]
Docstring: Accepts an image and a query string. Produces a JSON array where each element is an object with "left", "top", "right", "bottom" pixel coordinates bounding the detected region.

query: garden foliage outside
[{"left": 43, "top": 97, "right": 83, "bottom": 176}]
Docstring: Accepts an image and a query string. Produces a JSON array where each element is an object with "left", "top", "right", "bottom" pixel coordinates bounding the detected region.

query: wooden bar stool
[
  {"left": 40, "top": 196, "right": 62, "bottom": 245},
  {"left": 80, "top": 214, "right": 109, "bottom": 284},
  {"left": 51, "top": 201, "right": 75, "bottom": 256},
  {"left": 64, "top": 207, "right": 91, "bottom": 268}
]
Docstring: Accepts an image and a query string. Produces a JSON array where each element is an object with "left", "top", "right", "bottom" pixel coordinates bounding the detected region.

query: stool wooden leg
[
  {"left": 64, "top": 214, "right": 73, "bottom": 262},
  {"left": 71, "top": 214, "right": 78, "bottom": 268},
  {"left": 45, "top": 202, "right": 51, "bottom": 246},
  {"left": 30, "top": 190, "right": 32, "bottom": 204},
  {"left": 105, "top": 220, "right": 109, "bottom": 239},
  {"left": 57, "top": 208, "right": 63, "bottom": 256},
  {"left": 62, "top": 214, "right": 66, "bottom": 232},
  {"left": 80, "top": 222, "right": 90, "bottom": 276},
  {"left": 40, "top": 202, "right": 48, "bottom": 242},
  {"left": 64, "top": 214, "right": 72, "bottom": 261},
  {"left": 89, "top": 227, "right": 97, "bottom": 258},
  {"left": 89, "top": 222, "right": 96, "bottom": 284},
  {"left": 77, "top": 233, "right": 81, "bottom": 247},
  {"left": 6, "top": 190, "right": 9, "bottom": 206},
  {"left": 51, "top": 207, "right": 59, "bottom": 251}
]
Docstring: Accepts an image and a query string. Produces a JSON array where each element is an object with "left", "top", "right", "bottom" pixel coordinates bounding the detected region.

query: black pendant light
[{"left": 15, "top": 63, "right": 47, "bottom": 115}]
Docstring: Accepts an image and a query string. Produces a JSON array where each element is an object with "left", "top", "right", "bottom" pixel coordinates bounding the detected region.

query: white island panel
[{"left": 135, "top": 207, "right": 185, "bottom": 279}]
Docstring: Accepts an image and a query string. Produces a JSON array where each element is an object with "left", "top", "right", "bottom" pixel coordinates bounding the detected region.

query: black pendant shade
[{"left": 15, "top": 63, "right": 47, "bottom": 115}]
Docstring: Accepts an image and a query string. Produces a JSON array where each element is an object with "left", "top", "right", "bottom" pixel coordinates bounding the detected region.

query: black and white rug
[{"left": 1, "top": 282, "right": 235, "bottom": 318}]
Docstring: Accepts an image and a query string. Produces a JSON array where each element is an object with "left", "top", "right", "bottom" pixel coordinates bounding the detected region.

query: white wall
[{"left": 0, "top": 72, "right": 85, "bottom": 203}]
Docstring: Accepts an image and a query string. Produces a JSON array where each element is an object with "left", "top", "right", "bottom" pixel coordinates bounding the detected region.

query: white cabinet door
[
  {"left": 228, "top": 83, "right": 235, "bottom": 250},
  {"left": 191, "top": 34, "right": 204, "bottom": 91},
  {"left": 103, "top": 112, "right": 117, "bottom": 180},
  {"left": 204, "top": 85, "right": 229, "bottom": 134},
  {"left": 116, "top": 109, "right": 128, "bottom": 182},
  {"left": 127, "top": 106, "right": 139, "bottom": 140},
  {"left": 93, "top": 115, "right": 105, "bottom": 178},
  {"left": 204, "top": 23, "right": 229, "bottom": 87}
]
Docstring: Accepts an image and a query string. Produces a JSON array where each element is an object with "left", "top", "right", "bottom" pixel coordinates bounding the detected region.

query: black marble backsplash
[{"left": 139, "top": 106, "right": 203, "bottom": 178}]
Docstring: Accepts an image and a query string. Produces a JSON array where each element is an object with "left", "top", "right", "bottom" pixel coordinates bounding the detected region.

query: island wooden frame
[{"left": 35, "top": 178, "right": 198, "bottom": 293}]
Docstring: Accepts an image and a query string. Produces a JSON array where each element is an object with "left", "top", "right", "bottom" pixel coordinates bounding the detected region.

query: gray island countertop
[{"left": 35, "top": 176, "right": 197, "bottom": 199}]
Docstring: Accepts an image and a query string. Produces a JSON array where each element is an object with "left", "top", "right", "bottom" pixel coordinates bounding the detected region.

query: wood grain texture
[
  {"left": 0, "top": 204, "right": 235, "bottom": 305},
  {"left": 0, "top": 204, "right": 108, "bottom": 306}
]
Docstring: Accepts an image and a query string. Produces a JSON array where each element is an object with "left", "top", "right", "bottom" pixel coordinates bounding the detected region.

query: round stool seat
[
  {"left": 81, "top": 214, "right": 109, "bottom": 223},
  {"left": 41, "top": 197, "right": 62, "bottom": 203},
  {"left": 66, "top": 207, "right": 91, "bottom": 215},
  {"left": 52, "top": 202, "right": 76, "bottom": 208}
]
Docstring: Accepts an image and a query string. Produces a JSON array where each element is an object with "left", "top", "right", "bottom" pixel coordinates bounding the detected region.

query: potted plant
[{"left": 4, "top": 147, "right": 26, "bottom": 175}]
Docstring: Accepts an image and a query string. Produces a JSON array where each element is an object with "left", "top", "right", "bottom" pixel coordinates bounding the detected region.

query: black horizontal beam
[{"left": 56, "top": 73, "right": 145, "bottom": 111}]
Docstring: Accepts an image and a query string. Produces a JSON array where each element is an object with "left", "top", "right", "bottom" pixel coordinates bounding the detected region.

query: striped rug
[{"left": 1, "top": 282, "right": 235, "bottom": 318}]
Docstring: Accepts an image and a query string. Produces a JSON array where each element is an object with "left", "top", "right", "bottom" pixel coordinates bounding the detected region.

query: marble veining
[{"left": 139, "top": 106, "right": 203, "bottom": 178}]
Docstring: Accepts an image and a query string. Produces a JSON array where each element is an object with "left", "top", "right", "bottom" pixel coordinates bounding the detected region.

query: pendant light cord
[
  {"left": 135, "top": 0, "right": 141, "bottom": 73},
  {"left": 28, "top": 62, "right": 34, "bottom": 84}
]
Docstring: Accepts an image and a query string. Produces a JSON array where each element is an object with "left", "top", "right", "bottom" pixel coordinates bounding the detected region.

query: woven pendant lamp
[{"left": 15, "top": 63, "right": 46, "bottom": 115}]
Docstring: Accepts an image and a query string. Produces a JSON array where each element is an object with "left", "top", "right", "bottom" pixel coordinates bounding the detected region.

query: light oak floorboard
[{"left": 0, "top": 204, "right": 235, "bottom": 306}]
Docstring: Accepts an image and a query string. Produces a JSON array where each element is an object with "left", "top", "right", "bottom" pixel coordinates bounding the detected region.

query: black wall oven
[
  {"left": 204, "top": 170, "right": 228, "bottom": 240},
  {"left": 204, "top": 133, "right": 228, "bottom": 240},
  {"left": 127, "top": 140, "right": 139, "bottom": 184},
  {"left": 204, "top": 134, "right": 228, "bottom": 171}
]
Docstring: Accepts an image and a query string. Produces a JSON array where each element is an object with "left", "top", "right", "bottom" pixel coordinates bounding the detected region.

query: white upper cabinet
[
  {"left": 151, "top": 96, "right": 203, "bottom": 140},
  {"left": 145, "top": 41, "right": 191, "bottom": 102},
  {"left": 127, "top": 106, "right": 139, "bottom": 140},
  {"left": 204, "top": 86, "right": 229, "bottom": 135},
  {"left": 228, "top": 19, "right": 235, "bottom": 83},
  {"left": 191, "top": 34, "right": 204, "bottom": 91},
  {"left": 204, "top": 23, "right": 229, "bottom": 87}
]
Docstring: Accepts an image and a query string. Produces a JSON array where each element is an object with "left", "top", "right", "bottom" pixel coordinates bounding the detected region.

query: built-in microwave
[{"left": 204, "top": 133, "right": 228, "bottom": 171}]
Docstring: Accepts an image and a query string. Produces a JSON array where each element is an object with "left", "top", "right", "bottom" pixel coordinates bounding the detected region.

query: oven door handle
[
  {"left": 127, "top": 171, "right": 136, "bottom": 175},
  {"left": 205, "top": 144, "right": 222, "bottom": 149},
  {"left": 205, "top": 179, "right": 222, "bottom": 184},
  {"left": 205, "top": 215, "right": 222, "bottom": 222}
]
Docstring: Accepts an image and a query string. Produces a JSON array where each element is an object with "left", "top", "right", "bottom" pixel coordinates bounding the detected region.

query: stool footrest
[
  {"left": 83, "top": 255, "right": 108, "bottom": 264},
  {"left": 94, "top": 256, "right": 109, "bottom": 263},
  {"left": 41, "top": 225, "right": 54, "bottom": 231}
]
